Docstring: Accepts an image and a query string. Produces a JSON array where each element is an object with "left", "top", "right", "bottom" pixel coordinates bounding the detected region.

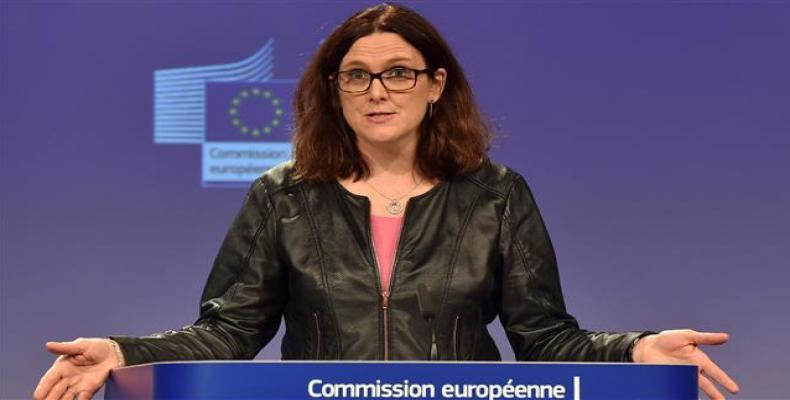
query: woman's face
[{"left": 337, "top": 32, "right": 446, "bottom": 150}]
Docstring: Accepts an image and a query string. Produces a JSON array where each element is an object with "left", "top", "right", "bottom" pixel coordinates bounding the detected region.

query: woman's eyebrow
[{"left": 341, "top": 56, "right": 414, "bottom": 69}]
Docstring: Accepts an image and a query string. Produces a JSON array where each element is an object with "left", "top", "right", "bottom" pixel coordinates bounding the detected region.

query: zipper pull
[
  {"left": 381, "top": 290, "right": 391, "bottom": 361},
  {"left": 381, "top": 291, "right": 390, "bottom": 309}
]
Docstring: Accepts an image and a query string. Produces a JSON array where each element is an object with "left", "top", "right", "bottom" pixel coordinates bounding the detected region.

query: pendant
[{"left": 386, "top": 200, "right": 403, "bottom": 215}]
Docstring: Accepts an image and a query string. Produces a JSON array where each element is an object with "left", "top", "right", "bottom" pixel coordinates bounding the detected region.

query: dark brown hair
[{"left": 292, "top": 3, "right": 492, "bottom": 182}]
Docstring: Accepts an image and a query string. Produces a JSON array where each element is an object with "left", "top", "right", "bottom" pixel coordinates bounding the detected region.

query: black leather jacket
[{"left": 113, "top": 160, "right": 649, "bottom": 364}]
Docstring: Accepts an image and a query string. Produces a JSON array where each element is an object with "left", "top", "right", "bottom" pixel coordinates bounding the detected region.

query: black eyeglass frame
[{"left": 331, "top": 67, "right": 435, "bottom": 93}]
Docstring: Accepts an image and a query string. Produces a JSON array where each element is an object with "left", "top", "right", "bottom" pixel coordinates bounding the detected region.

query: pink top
[{"left": 370, "top": 214, "right": 405, "bottom": 292}]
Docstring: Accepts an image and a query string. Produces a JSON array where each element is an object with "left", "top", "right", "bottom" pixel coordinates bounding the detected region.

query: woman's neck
[
  {"left": 338, "top": 138, "right": 438, "bottom": 216},
  {"left": 356, "top": 136, "right": 418, "bottom": 179}
]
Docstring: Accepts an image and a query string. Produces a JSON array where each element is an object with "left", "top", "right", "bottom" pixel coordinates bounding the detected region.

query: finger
[
  {"left": 46, "top": 341, "right": 85, "bottom": 357},
  {"left": 698, "top": 351, "right": 740, "bottom": 394},
  {"left": 73, "top": 379, "right": 103, "bottom": 400},
  {"left": 58, "top": 388, "right": 77, "bottom": 400},
  {"left": 59, "top": 376, "right": 86, "bottom": 400},
  {"left": 44, "top": 378, "right": 71, "bottom": 400},
  {"left": 698, "top": 373, "right": 724, "bottom": 400},
  {"left": 691, "top": 331, "right": 729, "bottom": 346},
  {"left": 34, "top": 367, "right": 63, "bottom": 400},
  {"left": 71, "top": 377, "right": 104, "bottom": 400},
  {"left": 59, "top": 387, "right": 85, "bottom": 400}
]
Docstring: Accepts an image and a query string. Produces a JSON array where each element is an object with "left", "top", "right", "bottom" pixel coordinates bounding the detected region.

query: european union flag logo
[
  {"left": 153, "top": 39, "right": 297, "bottom": 187},
  {"left": 202, "top": 80, "right": 295, "bottom": 185},
  {"left": 206, "top": 81, "right": 294, "bottom": 143}
]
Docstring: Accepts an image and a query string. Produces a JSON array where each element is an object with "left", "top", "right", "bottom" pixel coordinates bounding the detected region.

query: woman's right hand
[{"left": 33, "top": 338, "right": 123, "bottom": 400}]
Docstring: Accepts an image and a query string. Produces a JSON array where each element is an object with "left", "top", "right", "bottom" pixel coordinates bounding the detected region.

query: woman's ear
[{"left": 430, "top": 68, "right": 447, "bottom": 102}]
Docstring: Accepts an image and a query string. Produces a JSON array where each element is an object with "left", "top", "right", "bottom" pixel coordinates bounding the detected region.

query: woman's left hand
[{"left": 633, "top": 329, "right": 739, "bottom": 400}]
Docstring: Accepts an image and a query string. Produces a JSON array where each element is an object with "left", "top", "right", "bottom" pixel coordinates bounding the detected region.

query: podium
[{"left": 105, "top": 361, "right": 697, "bottom": 399}]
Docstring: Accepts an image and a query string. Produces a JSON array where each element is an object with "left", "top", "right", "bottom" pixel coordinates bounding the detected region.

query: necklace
[{"left": 364, "top": 176, "right": 424, "bottom": 215}]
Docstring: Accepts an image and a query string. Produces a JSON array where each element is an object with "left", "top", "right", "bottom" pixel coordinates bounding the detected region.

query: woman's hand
[
  {"left": 33, "top": 338, "right": 123, "bottom": 400},
  {"left": 633, "top": 329, "right": 739, "bottom": 400}
]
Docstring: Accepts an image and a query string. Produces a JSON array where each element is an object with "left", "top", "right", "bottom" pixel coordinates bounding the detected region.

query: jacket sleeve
[
  {"left": 110, "top": 178, "right": 286, "bottom": 365},
  {"left": 497, "top": 172, "right": 654, "bottom": 362}
]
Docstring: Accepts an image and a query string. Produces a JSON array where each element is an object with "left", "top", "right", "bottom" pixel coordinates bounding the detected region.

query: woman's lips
[{"left": 365, "top": 112, "right": 396, "bottom": 123}]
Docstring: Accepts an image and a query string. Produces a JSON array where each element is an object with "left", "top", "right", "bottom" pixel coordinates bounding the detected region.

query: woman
[{"left": 34, "top": 3, "right": 739, "bottom": 400}]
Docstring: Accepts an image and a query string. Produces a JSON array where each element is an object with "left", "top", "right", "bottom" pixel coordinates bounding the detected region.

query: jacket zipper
[
  {"left": 371, "top": 234, "right": 396, "bottom": 360},
  {"left": 381, "top": 291, "right": 390, "bottom": 360},
  {"left": 369, "top": 204, "right": 409, "bottom": 361},
  {"left": 452, "top": 314, "right": 461, "bottom": 360},
  {"left": 312, "top": 311, "right": 321, "bottom": 359}
]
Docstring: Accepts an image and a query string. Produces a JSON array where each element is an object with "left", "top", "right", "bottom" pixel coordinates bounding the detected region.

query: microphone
[{"left": 417, "top": 283, "right": 438, "bottom": 361}]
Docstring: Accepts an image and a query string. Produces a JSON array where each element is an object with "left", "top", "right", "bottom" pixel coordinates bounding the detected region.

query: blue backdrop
[{"left": 2, "top": 1, "right": 788, "bottom": 398}]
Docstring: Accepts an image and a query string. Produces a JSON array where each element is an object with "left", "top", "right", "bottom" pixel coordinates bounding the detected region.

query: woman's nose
[{"left": 367, "top": 77, "right": 389, "bottom": 100}]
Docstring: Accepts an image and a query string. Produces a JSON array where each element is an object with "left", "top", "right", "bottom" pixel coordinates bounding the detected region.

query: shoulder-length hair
[{"left": 292, "top": 3, "right": 492, "bottom": 183}]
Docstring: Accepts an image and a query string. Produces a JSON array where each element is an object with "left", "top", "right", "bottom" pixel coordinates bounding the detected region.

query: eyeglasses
[{"left": 332, "top": 67, "right": 433, "bottom": 93}]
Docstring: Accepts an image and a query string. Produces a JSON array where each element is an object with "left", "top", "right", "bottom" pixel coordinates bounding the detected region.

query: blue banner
[{"left": 106, "top": 361, "right": 698, "bottom": 400}]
